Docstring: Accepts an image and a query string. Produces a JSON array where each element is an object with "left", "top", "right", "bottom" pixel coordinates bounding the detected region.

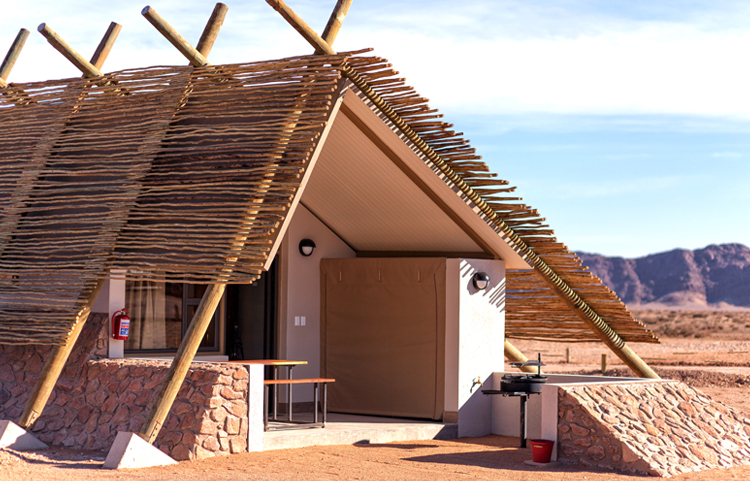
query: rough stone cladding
[
  {"left": 557, "top": 382, "right": 750, "bottom": 477},
  {"left": 0, "top": 313, "right": 250, "bottom": 460}
]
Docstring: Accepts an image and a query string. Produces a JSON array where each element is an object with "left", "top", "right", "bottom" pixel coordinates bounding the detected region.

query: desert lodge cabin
[{"left": 8, "top": 2, "right": 744, "bottom": 476}]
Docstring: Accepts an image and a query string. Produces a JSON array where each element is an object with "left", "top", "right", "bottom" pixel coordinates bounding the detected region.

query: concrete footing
[
  {"left": 103, "top": 431, "right": 178, "bottom": 469},
  {"left": 0, "top": 420, "right": 48, "bottom": 450}
]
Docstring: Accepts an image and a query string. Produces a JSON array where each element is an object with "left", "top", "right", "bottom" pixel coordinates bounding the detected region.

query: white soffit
[
  {"left": 301, "top": 110, "right": 482, "bottom": 253},
  {"left": 300, "top": 88, "right": 531, "bottom": 269}
]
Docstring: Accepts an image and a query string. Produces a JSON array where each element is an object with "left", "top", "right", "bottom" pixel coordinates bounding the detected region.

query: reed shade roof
[
  {"left": 343, "top": 55, "right": 658, "bottom": 345},
  {"left": 0, "top": 50, "right": 656, "bottom": 346},
  {"left": 0, "top": 54, "right": 348, "bottom": 345}
]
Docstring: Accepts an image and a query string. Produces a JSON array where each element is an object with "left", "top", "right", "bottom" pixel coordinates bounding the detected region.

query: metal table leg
[
  {"left": 264, "top": 384, "right": 269, "bottom": 432},
  {"left": 323, "top": 383, "right": 328, "bottom": 428},
  {"left": 313, "top": 382, "right": 319, "bottom": 424},
  {"left": 520, "top": 394, "right": 528, "bottom": 448},
  {"left": 273, "top": 366, "right": 278, "bottom": 421},
  {"left": 288, "top": 365, "right": 294, "bottom": 421}
]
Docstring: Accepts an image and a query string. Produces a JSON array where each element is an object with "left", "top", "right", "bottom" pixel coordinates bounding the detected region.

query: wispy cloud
[{"left": 4, "top": 0, "right": 750, "bottom": 120}]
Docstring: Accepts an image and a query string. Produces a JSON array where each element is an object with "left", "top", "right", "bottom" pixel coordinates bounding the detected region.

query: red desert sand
[{"left": 2, "top": 310, "right": 750, "bottom": 481}]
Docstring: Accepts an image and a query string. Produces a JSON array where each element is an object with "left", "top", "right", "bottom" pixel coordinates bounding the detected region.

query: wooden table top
[{"left": 223, "top": 359, "right": 308, "bottom": 366}]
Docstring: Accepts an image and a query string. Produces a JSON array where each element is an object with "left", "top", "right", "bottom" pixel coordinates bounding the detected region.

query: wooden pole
[
  {"left": 0, "top": 28, "right": 29, "bottom": 83},
  {"left": 37, "top": 24, "right": 103, "bottom": 78},
  {"left": 565, "top": 347, "right": 570, "bottom": 364},
  {"left": 16, "top": 20, "right": 126, "bottom": 429},
  {"left": 141, "top": 6, "right": 209, "bottom": 67},
  {"left": 196, "top": 3, "right": 228, "bottom": 57},
  {"left": 89, "top": 22, "right": 122, "bottom": 70},
  {"left": 18, "top": 279, "right": 106, "bottom": 429},
  {"left": 140, "top": 283, "right": 225, "bottom": 442},
  {"left": 137, "top": 5, "right": 230, "bottom": 444},
  {"left": 601, "top": 353, "right": 607, "bottom": 375},
  {"left": 321, "top": 0, "right": 353, "bottom": 46},
  {"left": 504, "top": 340, "right": 537, "bottom": 374},
  {"left": 266, "top": 0, "right": 336, "bottom": 55}
]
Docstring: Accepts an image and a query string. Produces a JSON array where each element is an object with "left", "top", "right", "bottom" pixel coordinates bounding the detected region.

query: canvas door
[{"left": 320, "top": 258, "right": 445, "bottom": 420}]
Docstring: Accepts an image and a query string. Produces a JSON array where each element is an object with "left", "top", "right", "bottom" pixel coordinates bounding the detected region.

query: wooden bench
[{"left": 263, "top": 378, "right": 335, "bottom": 431}]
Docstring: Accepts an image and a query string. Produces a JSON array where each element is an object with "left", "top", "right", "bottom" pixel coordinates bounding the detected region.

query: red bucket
[{"left": 530, "top": 439, "right": 555, "bottom": 463}]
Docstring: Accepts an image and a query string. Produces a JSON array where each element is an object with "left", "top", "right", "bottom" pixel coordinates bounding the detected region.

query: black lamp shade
[
  {"left": 299, "top": 238, "right": 316, "bottom": 256},
  {"left": 472, "top": 272, "right": 490, "bottom": 290}
]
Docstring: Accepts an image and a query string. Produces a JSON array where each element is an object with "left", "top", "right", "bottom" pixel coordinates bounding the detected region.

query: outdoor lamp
[
  {"left": 472, "top": 272, "right": 490, "bottom": 290},
  {"left": 299, "top": 238, "right": 316, "bottom": 257}
]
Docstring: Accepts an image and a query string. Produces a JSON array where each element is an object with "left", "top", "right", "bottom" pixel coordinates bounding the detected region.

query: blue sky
[{"left": 2, "top": 0, "right": 749, "bottom": 257}]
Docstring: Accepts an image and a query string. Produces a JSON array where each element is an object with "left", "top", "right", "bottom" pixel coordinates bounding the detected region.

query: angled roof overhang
[
  {"left": 266, "top": 85, "right": 531, "bottom": 269},
  {"left": 0, "top": 50, "right": 657, "bottom": 348}
]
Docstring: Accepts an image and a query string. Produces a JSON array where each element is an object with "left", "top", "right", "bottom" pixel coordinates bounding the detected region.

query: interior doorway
[{"left": 226, "top": 257, "right": 278, "bottom": 361}]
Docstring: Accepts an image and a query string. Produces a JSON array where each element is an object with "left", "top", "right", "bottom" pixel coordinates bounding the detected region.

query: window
[{"left": 124, "top": 281, "right": 221, "bottom": 353}]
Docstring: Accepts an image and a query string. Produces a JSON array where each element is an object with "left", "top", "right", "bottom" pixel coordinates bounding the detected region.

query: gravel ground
[{"left": 2, "top": 327, "right": 750, "bottom": 480}]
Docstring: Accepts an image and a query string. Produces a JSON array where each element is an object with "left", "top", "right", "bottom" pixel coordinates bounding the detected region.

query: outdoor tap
[{"left": 472, "top": 376, "right": 483, "bottom": 391}]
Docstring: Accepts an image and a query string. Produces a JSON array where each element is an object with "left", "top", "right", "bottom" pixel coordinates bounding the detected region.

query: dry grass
[{"left": 632, "top": 309, "right": 750, "bottom": 339}]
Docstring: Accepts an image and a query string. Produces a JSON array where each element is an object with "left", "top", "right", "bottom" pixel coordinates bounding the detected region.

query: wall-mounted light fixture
[
  {"left": 299, "top": 238, "right": 316, "bottom": 257},
  {"left": 472, "top": 272, "right": 490, "bottom": 290}
]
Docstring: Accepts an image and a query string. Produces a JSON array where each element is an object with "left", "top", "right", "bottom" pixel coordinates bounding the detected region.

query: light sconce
[
  {"left": 472, "top": 272, "right": 490, "bottom": 290},
  {"left": 298, "top": 238, "right": 316, "bottom": 257}
]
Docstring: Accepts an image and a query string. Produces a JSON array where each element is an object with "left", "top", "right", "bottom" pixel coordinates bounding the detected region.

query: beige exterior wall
[
  {"left": 277, "top": 205, "right": 355, "bottom": 400},
  {"left": 445, "top": 258, "right": 506, "bottom": 436}
]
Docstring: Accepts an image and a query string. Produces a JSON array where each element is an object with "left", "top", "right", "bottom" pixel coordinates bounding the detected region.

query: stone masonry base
[
  {"left": 0, "top": 313, "right": 253, "bottom": 460},
  {"left": 557, "top": 381, "right": 750, "bottom": 477}
]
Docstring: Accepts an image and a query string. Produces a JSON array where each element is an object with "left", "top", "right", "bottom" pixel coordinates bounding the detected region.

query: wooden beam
[
  {"left": 196, "top": 3, "right": 229, "bottom": 57},
  {"left": 0, "top": 28, "right": 29, "bottom": 83},
  {"left": 266, "top": 0, "right": 336, "bottom": 55},
  {"left": 357, "top": 251, "right": 494, "bottom": 259},
  {"left": 17, "top": 280, "right": 106, "bottom": 429},
  {"left": 504, "top": 340, "right": 537, "bottom": 374},
  {"left": 141, "top": 6, "right": 209, "bottom": 67},
  {"left": 89, "top": 22, "right": 122, "bottom": 70},
  {"left": 37, "top": 24, "right": 102, "bottom": 78},
  {"left": 136, "top": 6, "right": 230, "bottom": 443},
  {"left": 321, "top": 0, "right": 353, "bottom": 46},
  {"left": 140, "top": 283, "right": 225, "bottom": 443}
]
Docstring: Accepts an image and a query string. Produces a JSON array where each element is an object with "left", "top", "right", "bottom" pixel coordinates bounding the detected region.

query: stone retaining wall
[
  {"left": 0, "top": 313, "right": 254, "bottom": 460},
  {"left": 557, "top": 381, "right": 750, "bottom": 477}
]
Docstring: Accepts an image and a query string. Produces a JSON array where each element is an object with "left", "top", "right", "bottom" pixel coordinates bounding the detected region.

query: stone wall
[
  {"left": 0, "top": 313, "right": 108, "bottom": 422},
  {"left": 557, "top": 381, "right": 750, "bottom": 477},
  {"left": 0, "top": 313, "right": 254, "bottom": 460}
]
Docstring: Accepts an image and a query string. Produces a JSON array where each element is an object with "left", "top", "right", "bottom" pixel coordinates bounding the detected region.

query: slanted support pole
[
  {"left": 16, "top": 20, "right": 126, "bottom": 430},
  {"left": 504, "top": 340, "right": 537, "bottom": 374},
  {"left": 37, "top": 24, "right": 103, "bottom": 78},
  {"left": 321, "top": 0, "right": 353, "bottom": 46},
  {"left": 266, "top": 0, "right": 336, "bottom": 55},
  {"left": 142, "top": 6, "right": 210, "bottom": 67},
  {"left": 140, "top": 284, "right": 226, "bottom": 443},
  {"left": 18, "top": 280, "right": 106, "bottom": 429},
  {"left": 135, "top": 4, "right": 229, "bottom": 445},
  {"left": 196, "top": 3, "right": 228, "bottom": 57},
  {"left": 0, "top": 28, "right": 29, "bottom": 88},
  {"left": 89, "top": 22, "right": 122, "bottom": 70}
]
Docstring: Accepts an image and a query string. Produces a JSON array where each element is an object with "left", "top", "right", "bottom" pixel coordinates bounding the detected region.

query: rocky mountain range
[{"left": 577, "top": 244, "right": 750, "bottom": 309}]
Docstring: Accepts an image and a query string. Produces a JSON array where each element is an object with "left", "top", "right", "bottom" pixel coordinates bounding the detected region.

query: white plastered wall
[
  {"left": 277, "top": 204, "right": 356, "bottom": 401},
  {"left": 445, "top": 258, "right": 506, "bottom": 437}
]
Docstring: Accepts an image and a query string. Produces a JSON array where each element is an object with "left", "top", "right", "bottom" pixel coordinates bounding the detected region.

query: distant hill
[{"left": 577, "top": 244, "right": 750, "bottom": 309}]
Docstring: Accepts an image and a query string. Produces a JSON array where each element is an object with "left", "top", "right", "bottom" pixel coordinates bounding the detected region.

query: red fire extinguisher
[{"left": 112, "top": 308, "right": 130, "bottom": 341}]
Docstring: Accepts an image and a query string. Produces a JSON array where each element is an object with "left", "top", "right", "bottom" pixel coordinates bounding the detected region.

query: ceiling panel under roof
[{"left": 301, "top": 111, "right": 485, "bottom": 254}]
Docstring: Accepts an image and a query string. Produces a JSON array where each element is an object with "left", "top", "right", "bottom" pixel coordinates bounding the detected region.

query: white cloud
[{"left": 4, "top": 0, "right": 750, "bottom": 120}]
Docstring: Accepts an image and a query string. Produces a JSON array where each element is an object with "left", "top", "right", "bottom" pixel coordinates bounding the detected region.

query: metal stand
[{"left": 482, "top": 390, "right": 540, "bottom": 448}]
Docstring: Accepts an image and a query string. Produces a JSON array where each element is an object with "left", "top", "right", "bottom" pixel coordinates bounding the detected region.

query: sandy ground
[{"left": 2, "top": 310, "right": 750, "bottom": 480}]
